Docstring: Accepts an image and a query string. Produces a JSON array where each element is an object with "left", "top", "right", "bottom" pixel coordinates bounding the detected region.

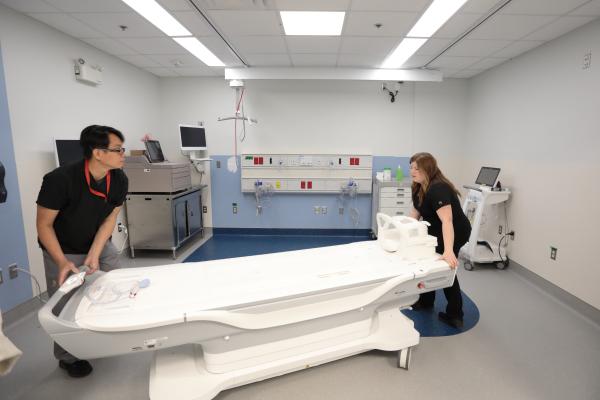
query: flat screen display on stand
[
  {"left": 54, "top": 139, "right": 84, "bottom": 167},
  {"left": 475, "top": 167, "right": 501, "bottom": 187},
  {"left": 144, "top": 140, "right": 165, "bottom": 163},
  {"left": 179, "top": 125, "right": 206, "bottom": 151}
]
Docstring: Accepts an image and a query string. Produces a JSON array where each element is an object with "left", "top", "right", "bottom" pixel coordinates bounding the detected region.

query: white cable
[
  {"left": 117, "top": 227, "right": 129, "bottom": 255},
  {"left": 14, "top": 268, "right": 46, "bottom": 304}
]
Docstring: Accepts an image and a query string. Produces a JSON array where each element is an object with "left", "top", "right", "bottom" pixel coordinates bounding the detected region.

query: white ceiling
[{"left": 1, "top": 0, "right": 598, "bottom": 79}]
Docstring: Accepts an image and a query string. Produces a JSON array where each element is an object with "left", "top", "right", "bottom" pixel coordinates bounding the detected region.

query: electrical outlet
[
  {"left": 314, "top": 206, "right": 321, "bottom": 214},
  {"left": 498, "top": 225, "right": 503, "bottom": 235},
  {"left": 216, "top": 160, "right": 221, "bottom": 168},
  {"left": 202, "top": 205, "right": 207, "bottom": 213},
  {"left": 550, "top": 247, "right": 557, "bottom": 260},
  {"left": 9, "top": 264, "right": 18, "bottom": 279},
  {"left": 322, "top": 206, "right": 327, "bottom": 215},
  {"left": 583, "top": 52, "right": 592, "bottom": 69},
  {"left": 510, "top": 231, "right": 515, "bottom": 240},
  {"left": 257, "top": 205, "right": 263, "bottom": 215},
  {"left": 339, "top": 207, "right": 344, "bottom": 215},
  {"left": 232, "top": 206, "right": 238, "bottom": 214}
]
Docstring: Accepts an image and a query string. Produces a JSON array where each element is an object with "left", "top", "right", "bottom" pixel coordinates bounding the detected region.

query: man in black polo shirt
[{"left": 36, "top": 125, "right": 128, "bottom": 378}]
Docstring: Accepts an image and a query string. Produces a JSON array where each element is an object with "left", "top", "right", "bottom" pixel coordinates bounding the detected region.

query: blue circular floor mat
[{"left": 185, "top": 234, "right": 480, "bottom": 337}]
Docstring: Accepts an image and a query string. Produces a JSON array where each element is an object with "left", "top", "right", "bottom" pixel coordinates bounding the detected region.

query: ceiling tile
[
  {"left": 81, "top": 37, "right": 138, "bottom": 55},
  {"left": 467, "top": 14, "right": 557, "bottom": 40},
  {"left": 207, "top": 10, "right": 282, "bottom": 35},
  {"left": 195, "top": 0, "right": 274, "bottom": 10},
  {"left": 275, "top": 0, "right": 350, "bottom": 11},
  {"left": 119, "top": 37, "right": 187, "bottom": 54},
  {"left": 499, "top": 0, "right": 590, "bottom": 16},
  {"left": 467, "top": 57, "right": 508, "bottom": 70},
  {"left": 117, "top": 54, "right": 162, "bottom": 68},
  {"left": 156, "top": 0, "right": 194, "bottom": 12},
  {"left": 286, "top": 37, "right": 341, "bottom": 53},
  {"left": 337, "top": 53, "right": 384, "bottom": 67},
  {"left": 44, "top": 0, "right": 131, "bottom": 13},
  {"left": 434, "top": 13, "right": 485, "bottom": 39},
  {"left": 429, "top": 55, "right": 481, "bottom": 69},
  {"left": 72, "top": 12, "right": 164, "bottom": 38},
  {"left": 402, "top": 54, "right": 432, "bottom": 69},
  {"left": 172, "top": 11, "right": 217, "bottom": 36},
  {"left": 569, "top": 0, "right": 600, "bottom": 16},
  {"left": 350, "top": 0, "right": 430, "bottom": 12},
  {"left": 460, "top": 0, "right": 505, "bottom": 14},
  {"left": 245, "top": 53, "right": 292, "bottom": 66},
  {"left": 144, "top": 67, "right": 179, "bottom": 77},
  {"left": 172, "top": 66, "right": 218, "bottom": 76},
  {"left": 339, "top": 37, "right": 398, "bottom": 55},
  {"left": 28, "top": 13, "right": 104, "bottom": 38},
  {"left": 524, "top": 15, "right": 596, "bottom": 41},
  {"left": 0, "top": 0, "right": 59, "bottom": 13},
  {"left": 444, "top": 39, "right": 512, "bottom": 57},
  {"left": 449, "top": 69, "right": 484, "bottom": 78},
  {"left": 414, "top": 38, "right": 454, "bottom": 56},
  {"left": 146, "top": 54, "right": 205, "bottom": 68},
  {"left": 490, "top": 40, "right": 544, "bottom": 58},
  {"left": 343, "top": 11, "right": 418, "bottom": 36},
  {"left": 290, "top": 54, "right": 338, "bottom": 66},
  {"left": 229, "top": 35, "right": 287, "bottom": 53}
]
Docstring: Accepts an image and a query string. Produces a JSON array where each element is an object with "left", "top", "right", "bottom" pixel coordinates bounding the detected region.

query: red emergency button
[
  {"left": 417, "top": 282, "right": 425, "bottom": 289},
  {"left": 259, "top": 157, "right": 264, "bottom": 164},
  {"left": 355, "top": 158, "right": 360, "bottom": 165},
  {"left": 307, "top": 181, "right": 312, "bottom": 189},
  {"left": 301, "top": 181, "right": 306, "bottom": 189},
  {"left": 253, "top": 157, "right": 258, "bottom": 165}
]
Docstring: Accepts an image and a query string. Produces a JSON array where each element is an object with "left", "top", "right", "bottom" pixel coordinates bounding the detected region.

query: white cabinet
[{"left": 371, "top": 179, "right": 412, "bottom": 238}]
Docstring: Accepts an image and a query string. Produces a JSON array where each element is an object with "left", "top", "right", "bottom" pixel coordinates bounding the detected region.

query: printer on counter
[{"left": 124, "top": 140, "right": 191, "bottom": 193}]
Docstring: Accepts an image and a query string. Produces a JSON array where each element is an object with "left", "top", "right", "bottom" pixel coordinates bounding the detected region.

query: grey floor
[{"left": 2, "top": 235, "right": 599, "bottom": 400}]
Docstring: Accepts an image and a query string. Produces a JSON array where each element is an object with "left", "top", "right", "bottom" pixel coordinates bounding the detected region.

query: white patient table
[{"left": 39, "top": 240, "right": 454, "bottom": 400}]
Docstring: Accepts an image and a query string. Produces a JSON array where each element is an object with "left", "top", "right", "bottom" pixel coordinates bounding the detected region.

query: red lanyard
[{"left": 84, "top": 159, "right": 110, "bottom": 202}]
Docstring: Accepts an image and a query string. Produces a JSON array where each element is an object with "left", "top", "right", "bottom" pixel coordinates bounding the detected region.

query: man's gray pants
[{"left": 43, "top": 241, "right": 121, "bottom": 363}]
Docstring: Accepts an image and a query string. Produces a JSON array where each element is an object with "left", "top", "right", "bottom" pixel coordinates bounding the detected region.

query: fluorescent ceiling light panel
[
  {"left": 280, "top": 11, "right": 345, "bottom": 35},
  {"left": 173, "top": 37, "right": 225, "bottom": 67},
  {"left": 381, "top": 38, "right": 427, "bottom": 69},
  {"left": 407, "top": 0, "right": 468, "bottom": 38},
  {"left": 121, "top": 0, "right": 191, "bottom": 37}
]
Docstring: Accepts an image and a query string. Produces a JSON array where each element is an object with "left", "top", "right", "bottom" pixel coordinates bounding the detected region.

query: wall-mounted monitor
[
  {"left": 475, "top": 167, "right": 501, "bottom": 187},
  {"left": 179, "top": 125, "right": 206, "bottom": 151},
  {"left": 54, "top": 139, "right": 84, "bottom": 167},
  {"left": 144, "top": 140, "right": 165, "bottom": 163}
]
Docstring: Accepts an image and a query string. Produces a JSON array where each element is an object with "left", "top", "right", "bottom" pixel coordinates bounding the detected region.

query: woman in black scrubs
[{"left": 409, "top": 152, "right": 471, "bottom": 328}]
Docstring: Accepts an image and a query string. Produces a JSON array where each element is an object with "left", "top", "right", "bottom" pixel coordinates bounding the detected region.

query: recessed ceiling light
[
  {"left": 121, "top": 0, "right": 191, "bottom": 37},
  {"left": 280, "top": 11, "right": 345, "bottom": 36},
  {"left": 407, "top": 0, "right": 468, "bottom": 38},
  {"left": 173, "top": 37, "right": 224, "bottom": 67},
  {"left": 381, "top": 38, "right": 427, "bottom": 69}
]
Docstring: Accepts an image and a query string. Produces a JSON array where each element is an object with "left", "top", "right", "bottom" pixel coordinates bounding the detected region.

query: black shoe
[
  {"left": 411, "top": 300, "right": 434, "bottom": 311},
  {"left": 438, "top": 312, "right": 464, "bottom": 329},
  {"left": 59, "top": 360, "right": 93, "bottom": 378}
]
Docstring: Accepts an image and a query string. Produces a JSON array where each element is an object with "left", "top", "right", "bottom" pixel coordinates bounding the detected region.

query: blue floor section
[{"left": 185, "top": 233, "right": 479, "bottom": 337}]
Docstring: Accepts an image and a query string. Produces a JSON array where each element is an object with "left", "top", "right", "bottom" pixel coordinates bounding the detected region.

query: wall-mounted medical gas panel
[{"left": 241, "top": 154, "right": 372, "bottom": 194}]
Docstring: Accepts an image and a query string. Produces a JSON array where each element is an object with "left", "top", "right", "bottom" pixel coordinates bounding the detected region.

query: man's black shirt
[
  {"left": 36, "top": 159, "right": 128, "bottom": 254},
  {"left": 412, "top": 181, "right": 471, "bottom": 253}
]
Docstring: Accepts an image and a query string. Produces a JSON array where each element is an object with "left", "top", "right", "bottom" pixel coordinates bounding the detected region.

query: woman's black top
[{"left": 412, "top": 181, "right": 471, "bottom": 253}]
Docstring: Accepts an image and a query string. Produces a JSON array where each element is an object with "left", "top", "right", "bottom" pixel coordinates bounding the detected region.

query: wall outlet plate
[
  {"left": 202, "top": 205, "right": 207, "bottom": 213},
  {"left": 9, "top": 263, "right": 18, "bottom": 279},
  {"left": 550, "top": 246, "right": 557, "bottom": 260}
]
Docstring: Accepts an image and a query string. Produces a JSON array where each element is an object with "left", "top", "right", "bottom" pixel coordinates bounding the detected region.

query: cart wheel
[
  {"left": 463, "top": 261, "right": 474, "bottom": 271},
  {"left": 497, "top": 257, "right": 509, "bottom": 270},
  {"left": 397, "top": 347, "right": 412, "bottom": 370}
]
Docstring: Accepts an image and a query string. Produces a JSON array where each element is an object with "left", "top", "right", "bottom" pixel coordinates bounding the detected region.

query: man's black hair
[{"left": 79, "top": 125, "right": 125, "bottom": 159}]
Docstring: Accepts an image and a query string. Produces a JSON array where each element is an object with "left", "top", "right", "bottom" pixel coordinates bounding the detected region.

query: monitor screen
[
  {"left": 54, "top": 139, "right": 84, "bottom": 167},
  {"left": 179, "top": 125, "right": 206, "bottom": 150},
  {"left": 144, "top": 140, "right": 165, "bottom": 163},
  {"left": 475, "top": 167, "right": 501, "bottom": 186}
]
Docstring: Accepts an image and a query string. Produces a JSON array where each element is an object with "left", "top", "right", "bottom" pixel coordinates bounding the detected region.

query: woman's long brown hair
[{"left": 410, "top": 152, "right": 460, "bottom": 207}]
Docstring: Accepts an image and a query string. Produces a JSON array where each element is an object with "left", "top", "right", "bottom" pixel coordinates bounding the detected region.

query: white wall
[
  {"left": 0, "top": 4, "right": 161, "bottom": 293},
  {"left": 156, "top": 77, "right": 468, "bottom": 227},
  {"left": 464, "top": 19, "right": 600, "bottom": 309}
]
